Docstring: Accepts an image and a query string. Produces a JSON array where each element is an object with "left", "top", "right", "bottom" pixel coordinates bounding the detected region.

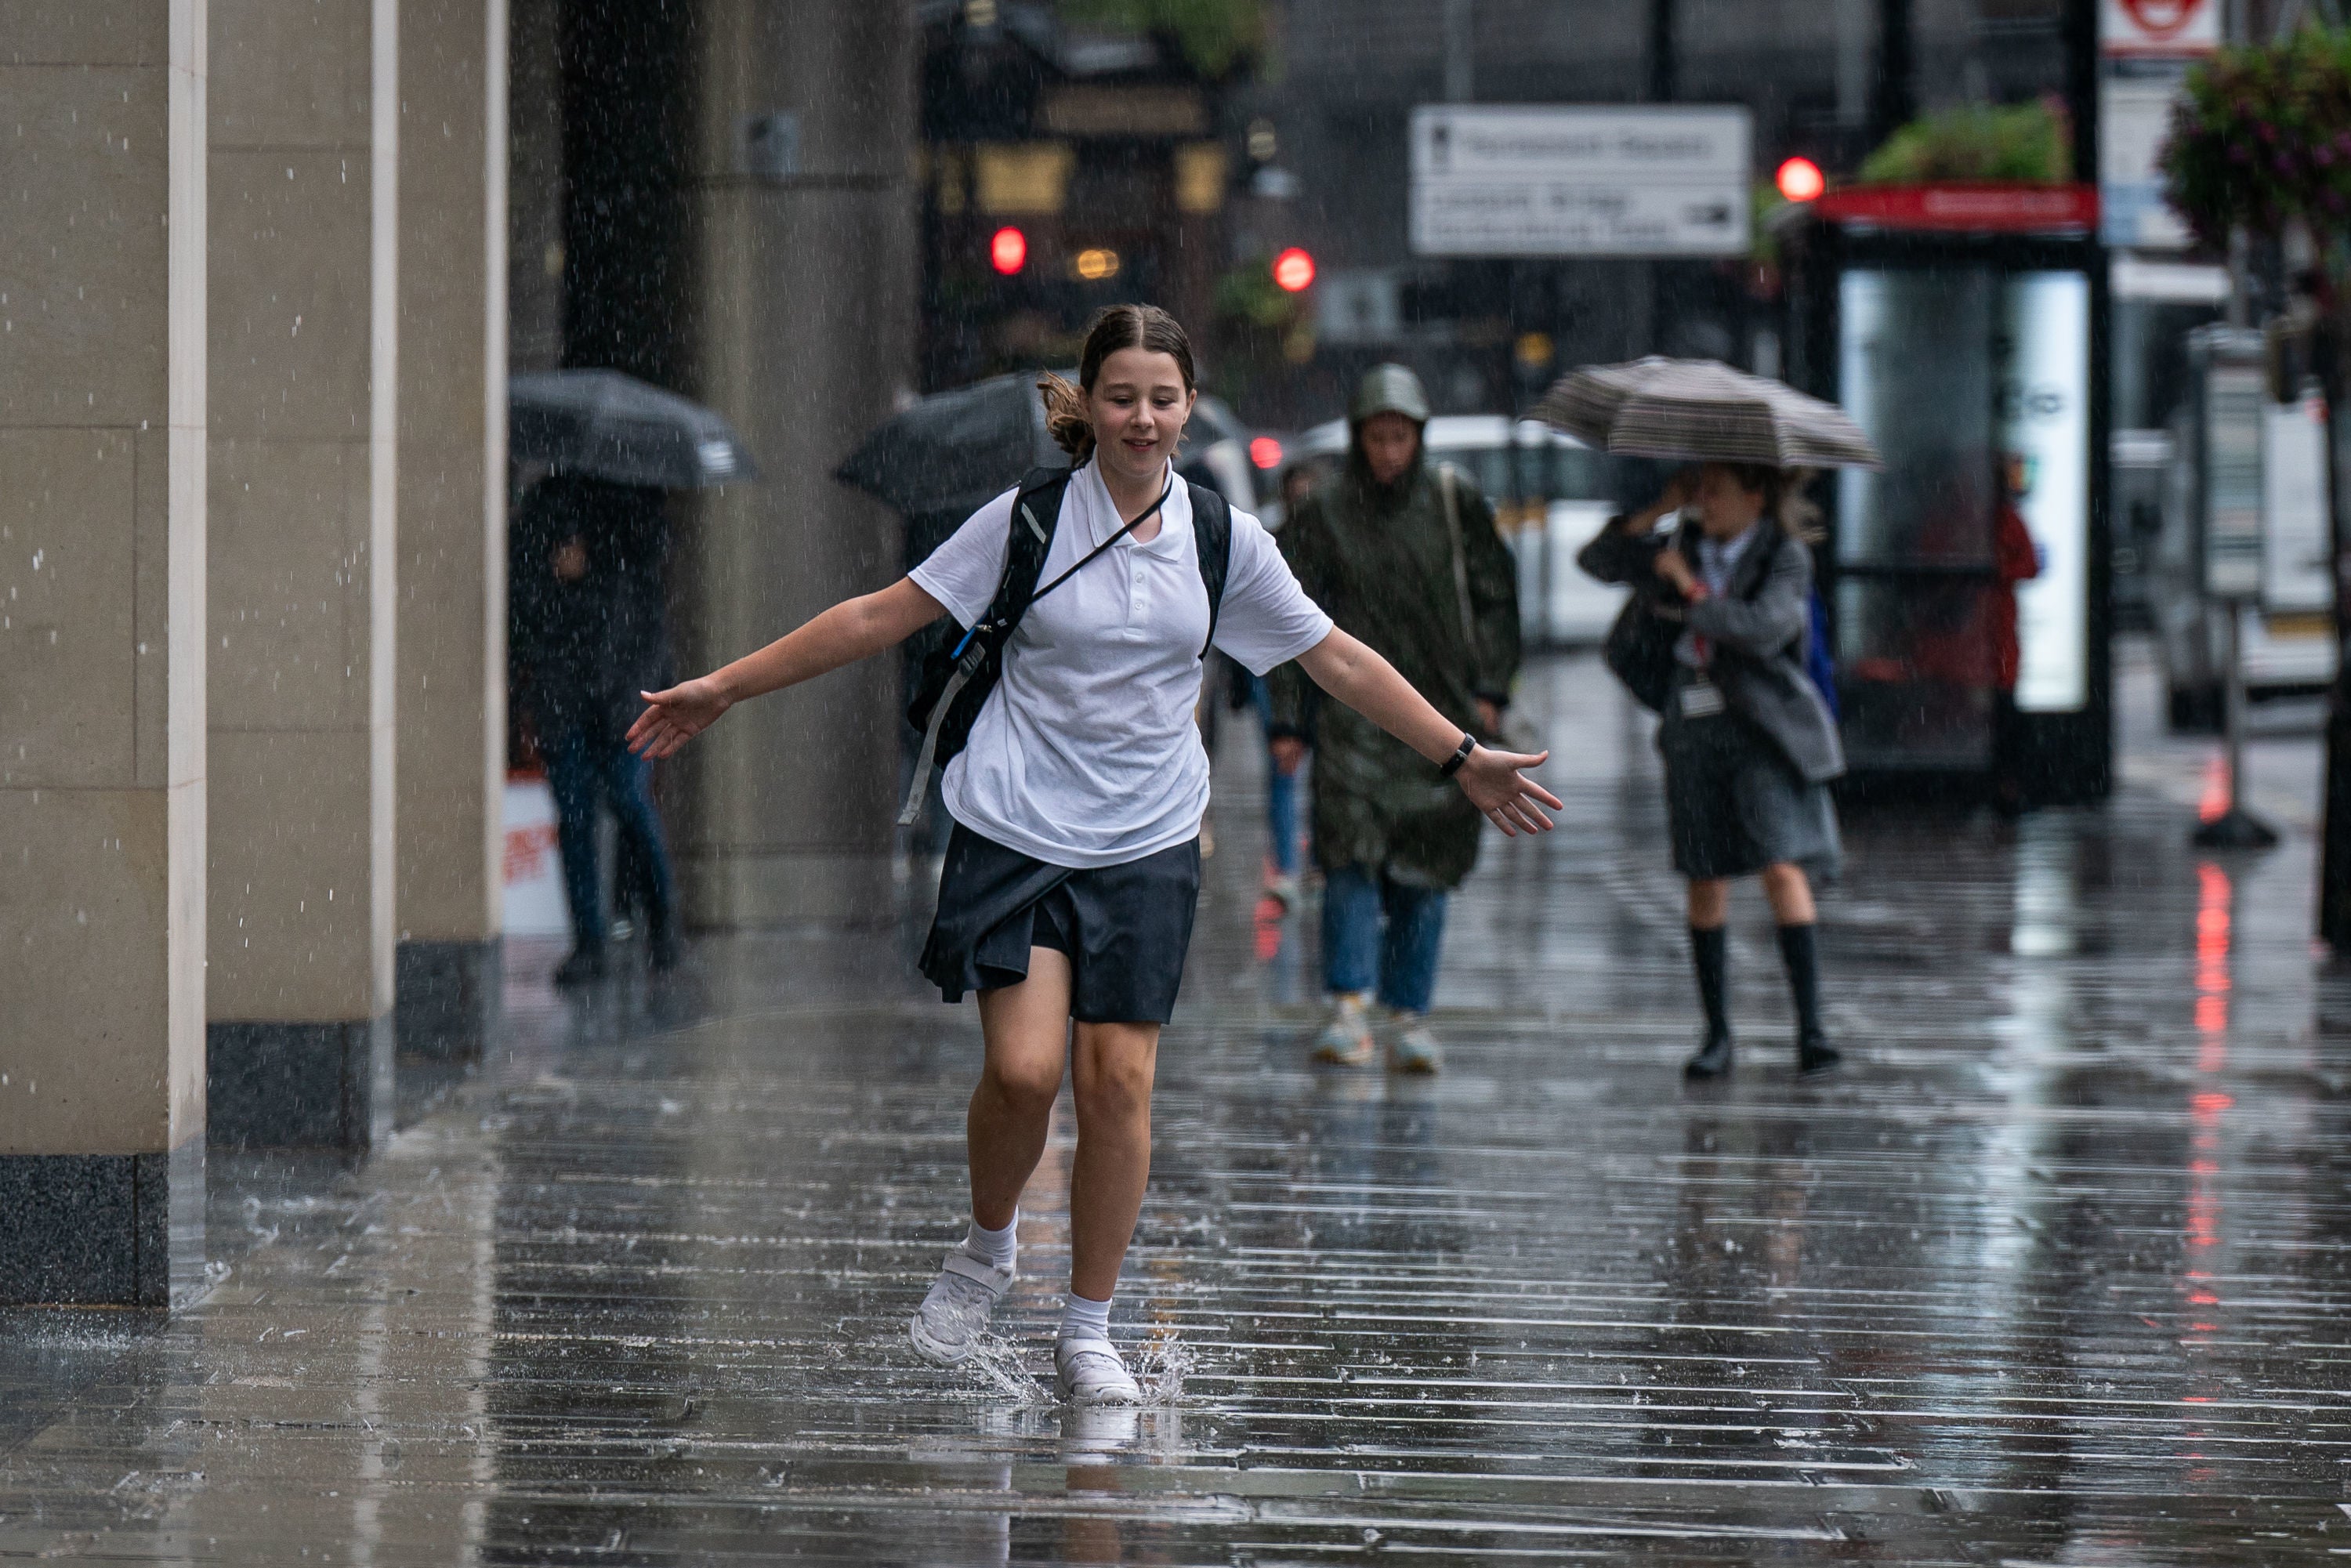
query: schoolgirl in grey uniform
[
  {"left": 629, "top": 306, "right": 1562, "bottom": 1403},
  {"left": 1580, "top": 462, "right": 1845, "bottom": 1081}
]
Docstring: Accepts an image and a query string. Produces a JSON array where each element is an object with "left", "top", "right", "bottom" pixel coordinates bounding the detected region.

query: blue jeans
[
  {"left": 1320, "top": 863, "right": 1448, "bottom": 1014},
  {"left": 1248, "top": 675, "right": 1301, "bottom": 876},
  {"left": 546, "top": 723, "right": 676, "bottom": 953}
]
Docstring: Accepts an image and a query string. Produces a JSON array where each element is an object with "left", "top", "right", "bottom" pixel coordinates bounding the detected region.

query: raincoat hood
[
  {"left": 1348, "top": 363, "right": 1432, "bottom": 427},
  {"left": 1347, "top": 363, "right": 1432, "bottom": 500}
]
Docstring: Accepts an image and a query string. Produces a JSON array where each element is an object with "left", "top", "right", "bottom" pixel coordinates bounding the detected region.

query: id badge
[{"left": 1679, "top": 679, "right": 1726, "bottom": 719}]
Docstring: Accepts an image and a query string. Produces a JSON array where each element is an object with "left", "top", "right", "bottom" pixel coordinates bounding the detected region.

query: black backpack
[{"left": 898, "top": 466, "right": 1233, "bottom": 826}]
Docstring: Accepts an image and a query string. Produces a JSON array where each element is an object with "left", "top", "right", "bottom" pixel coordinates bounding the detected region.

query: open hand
[
  {"left": 626, "top": 676, "right": 731, "bottom": 759},
  {"left": 1455, "top": 744, "right": 1562, "bottom": 837}
]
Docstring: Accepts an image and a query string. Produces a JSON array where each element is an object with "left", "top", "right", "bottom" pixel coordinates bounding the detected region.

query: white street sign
[{"left": 1410, "top": 105, "right": 1751, "bottom": 258}]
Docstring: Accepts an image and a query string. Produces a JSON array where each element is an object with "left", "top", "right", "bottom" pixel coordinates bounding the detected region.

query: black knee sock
[
  {"left": 1690, "top": 925, "right": 1730, "bottom": 1042},
  {"left": 1777, "top": 923, "right": 1824, "bottom": 1041}
]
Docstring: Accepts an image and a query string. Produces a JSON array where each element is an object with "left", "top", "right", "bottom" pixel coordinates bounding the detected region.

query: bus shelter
[{"left": 1781, "top": 183, "right": 2110, "bottom": 802}]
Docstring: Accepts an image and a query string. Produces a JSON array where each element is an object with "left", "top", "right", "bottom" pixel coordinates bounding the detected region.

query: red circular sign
[{"left": 2117, "top": 0, "right": 2204, "bottom": 39}]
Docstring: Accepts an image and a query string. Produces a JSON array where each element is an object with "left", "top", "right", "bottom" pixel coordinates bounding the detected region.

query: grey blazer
[{"left": 1579, "top": 516, "right": 1846, "bottom": 784}]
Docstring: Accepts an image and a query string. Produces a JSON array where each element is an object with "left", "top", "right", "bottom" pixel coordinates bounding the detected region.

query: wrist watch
[{"left": 1439, "top": 731, "right": 1476, "bottom": 778}]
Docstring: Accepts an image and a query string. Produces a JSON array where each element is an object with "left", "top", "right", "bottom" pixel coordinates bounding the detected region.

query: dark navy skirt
[
  {"left": 919, "top": 823, "right": 1201, "bottom": 1024},
  {"left": 1658, "top": 695, "right": 1842, "bottom": 884}
]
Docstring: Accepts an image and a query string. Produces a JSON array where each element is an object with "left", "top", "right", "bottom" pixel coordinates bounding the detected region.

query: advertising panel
[{"left": 2003, "top": 273, "right": 2092, "bottom": 715}]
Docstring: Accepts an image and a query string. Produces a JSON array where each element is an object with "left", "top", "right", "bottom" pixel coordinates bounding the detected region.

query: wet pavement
[{"left": 9, "top": 644, "right": 2351, "bottom": 1563}]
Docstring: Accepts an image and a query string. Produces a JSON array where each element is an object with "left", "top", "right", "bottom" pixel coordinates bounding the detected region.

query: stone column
[
  {"left": 672, "top": 0, "right": 916, "bottom": 928},
  {"left": 205, "top": 0, "right": 399, "bottom": 1148},
  {"left": 0, "top": 2, "right": 209, "bottom": 1306},
  {"left": 393, "top": 0, "right": 506, "bottom": 1060}
]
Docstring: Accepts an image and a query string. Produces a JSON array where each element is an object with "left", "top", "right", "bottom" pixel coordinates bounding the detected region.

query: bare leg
[
  {"left": 1759, "top": 863, "right": 1816, "bottom": 925},
  {"left": 1067, "top": 1019, "right": 1161, "bottom": 1302},
  {"left": 1687, "top": 878, "right": 1730, "bottom": 929},
  {"left": 968, "top": 949, "right": 1074, "bottom": 1231}
]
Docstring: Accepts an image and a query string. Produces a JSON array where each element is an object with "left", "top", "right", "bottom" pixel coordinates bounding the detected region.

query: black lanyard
[{"left": 950, "top": 477, "right": 1175, "bottom": 660}]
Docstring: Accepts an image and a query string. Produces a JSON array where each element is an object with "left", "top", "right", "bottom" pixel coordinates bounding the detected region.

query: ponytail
[
  {"left": 1038, "top": 371, "right": 1095, "bottom": 462},
  {"left": 1036, "top": 303, "right": 1199, "bottom": 465}
]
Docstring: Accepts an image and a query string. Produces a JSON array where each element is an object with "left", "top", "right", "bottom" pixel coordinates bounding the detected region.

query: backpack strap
[
  {"left": 896, "top": 467, "right": 1070, "bottom": 826},
  {"left": 984, "top": 465, "right": 1074, "bottom": 632},
  {"left": 1186, "top": 479, "right": 1233, "bottom": 659}
]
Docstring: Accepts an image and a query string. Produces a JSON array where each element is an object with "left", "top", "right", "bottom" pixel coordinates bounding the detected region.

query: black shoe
[
  {"left": 1797, "top": 1032, "right": 1842, "bottom": 1074},
  {"left": 1683, "top": 1032, "right": 1734, "bottom": 1080},
  {"left": 553, "top": 947, "right": 607, "bottom": 987}
]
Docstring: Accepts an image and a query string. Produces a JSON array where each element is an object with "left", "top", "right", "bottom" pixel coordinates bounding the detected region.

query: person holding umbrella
[
  {"left": 1581, "top": 464, "right": 1843, "bottom": 1077},
  {"left": 625, "top": 306, "right": 1561, "bottom": 1403},
  {"left": 1545, "top": 358, "right": 1878, "bottom": 1080}
]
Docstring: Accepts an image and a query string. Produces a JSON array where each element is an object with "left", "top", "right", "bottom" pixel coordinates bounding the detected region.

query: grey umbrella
[
  {"left": 1532, "top": 357, "right": 1881, "bottom": 470},
  {"left": 836, "top": 371, "right": 1259, "bottom": 523},
  {"left": 834, "top": 371, "right": 1067, "bottom": 521},
  {"left": 509, "top": 369, "right": 759, "bottom": 489}
]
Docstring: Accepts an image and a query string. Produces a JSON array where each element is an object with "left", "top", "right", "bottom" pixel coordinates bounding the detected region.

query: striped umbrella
[{"left": 1531, "top": 357, "right": 1881, "bottom": 470}]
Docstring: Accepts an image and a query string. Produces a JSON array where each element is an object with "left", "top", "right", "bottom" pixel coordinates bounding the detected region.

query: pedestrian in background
[
  {"left": 509, "top": 473, "right": 681, "bottom": 983},
  {"left": 1270, "top": 364, "right": 1523, "bottom": 1074},
  {"left": 1580, "top": 463, "right": 1843, "bottom": 1078},
  {"left": 626, "top": 307, "right": 1560, "bottom": 1403},
  {"left": 1247, "top": 462, "right": 1321, "bottom": 908}
]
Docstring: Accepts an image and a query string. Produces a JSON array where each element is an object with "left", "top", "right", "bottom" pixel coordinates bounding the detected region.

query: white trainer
[
  {"left": 909, "top": 1248, "right": 1016, "bottom": 1366},
  {"left": 1055, "top": 1336, "right": 1143, "bottom": 1405}
]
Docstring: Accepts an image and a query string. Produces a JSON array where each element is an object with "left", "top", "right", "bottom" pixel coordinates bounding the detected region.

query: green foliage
[
  {"left": 2162, "top": 29, "right": 2351, "bottom": 252},
  {"left": 1056, "top": 0, "right": 1268, "bottom": 78},
  {"left": 1858, "top": 100, "right": 2073, "bottom": 185},
  {"left": 1212, "top": 255, "right": 1302, "bottom": 331}
]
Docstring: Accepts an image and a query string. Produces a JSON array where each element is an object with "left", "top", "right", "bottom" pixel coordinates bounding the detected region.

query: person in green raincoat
[{"left": 1267, "top": 364, "right": 1523, "bottom": 1073}]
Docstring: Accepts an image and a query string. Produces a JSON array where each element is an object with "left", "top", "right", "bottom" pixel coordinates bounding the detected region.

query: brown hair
[
  {"left": 1038, "top": 305, "right": 1199, "bottom": 462},
  {"left": 1721, "top": 462, "right": 1824, "bottom": 545}
]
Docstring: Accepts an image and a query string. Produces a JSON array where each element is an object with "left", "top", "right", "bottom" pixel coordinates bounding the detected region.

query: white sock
[
  {"left": 1059, "top": 1289, "right": 1113, "bottom": 1345},
  {"left": 962, "top": 1210, "right": 1017, "bottom": 1273}
]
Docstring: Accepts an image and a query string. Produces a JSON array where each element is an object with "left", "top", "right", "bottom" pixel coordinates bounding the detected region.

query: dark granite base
[
  {"left": 207, "top": 1016, "right": 393, "bottom": 1150},
  {"left": 395, "top": 939, "right": 502, "bottom": 1062},
  {"left": 0, "top": 1139, "right": 204, "bottom": 1307}
]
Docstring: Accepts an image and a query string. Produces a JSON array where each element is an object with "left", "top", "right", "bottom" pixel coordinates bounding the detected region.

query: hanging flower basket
[{"left": 2162, "top": 29, "right": 2351, "bottom": 252}]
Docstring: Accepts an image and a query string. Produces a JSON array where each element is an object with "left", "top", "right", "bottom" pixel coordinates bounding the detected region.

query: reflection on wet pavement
[{"left": 8, "top": 650, "right": 2351, "bottom": 1563}]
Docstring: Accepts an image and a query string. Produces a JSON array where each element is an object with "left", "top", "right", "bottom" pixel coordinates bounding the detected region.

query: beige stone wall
[
  {"left": 0, "top": 1, "right": 209, "bottom": 1155},
  {"left": 672, "top": 0, "right": 917, "bottom": 928},
  {"left": 396, "top": 0, "right": 506, "bottom": 948},
  {"left": 206, "top": 0, "right": 397, "bottom": 1022}
]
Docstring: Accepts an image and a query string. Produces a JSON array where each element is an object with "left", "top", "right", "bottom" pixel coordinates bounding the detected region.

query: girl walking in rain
[
  {"left": 1581, "top": 462, "right": 1845, "bottom": 1079},
  {"left": 629, "top": 306, "right": 1560, "bottom": 1403}
]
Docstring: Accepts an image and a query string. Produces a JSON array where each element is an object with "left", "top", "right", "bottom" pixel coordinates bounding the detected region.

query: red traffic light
[
  {"left": 1248, "top": 436, "right": 1284, "bottom": 470},
  {"left": 1271, "top": 247, "right": 1316, "bottom": 293},
  {"left": 1775, "top": 157, "right": 1825, "bottom": 203},
  {"left": 990, "top": 226, "right": 1027, "bottom": 275}
]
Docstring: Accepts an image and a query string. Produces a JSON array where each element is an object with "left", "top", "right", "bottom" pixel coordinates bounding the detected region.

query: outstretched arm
[
  {"left": 627, "top": 576, "right": 947, "bottom": 759},
  {"left": 1294, "top": 628, "right": 1563, "bottom": 837}
]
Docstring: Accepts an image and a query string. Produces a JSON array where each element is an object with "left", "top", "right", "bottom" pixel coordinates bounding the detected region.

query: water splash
[
  {"left": 1134, "top": 1327, "right": 1198, "bottom": 1407},
  {"left": 955, "top": 1330, "right": 1053, "bottom": 1406}
]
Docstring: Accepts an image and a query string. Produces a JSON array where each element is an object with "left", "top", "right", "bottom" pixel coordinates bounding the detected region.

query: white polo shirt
[{"left": 910, "top": 457, "right": 1333, "bottom": 869}]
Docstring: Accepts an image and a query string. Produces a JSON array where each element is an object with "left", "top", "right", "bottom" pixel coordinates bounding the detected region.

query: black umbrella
[
  {"left": 834, "top": 371, "right": 1066, "bottom": 520},
  {"left": 509, "top": 369, "right": 759, "bottom": 490}
]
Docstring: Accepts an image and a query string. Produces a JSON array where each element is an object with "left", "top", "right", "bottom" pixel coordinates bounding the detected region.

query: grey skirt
[
  {"left": 919, "top": 823, "right": 1201, "bottom": 1024},
  {"left": 1658, "top": 693, "right": 1842, "bottom": 883}
]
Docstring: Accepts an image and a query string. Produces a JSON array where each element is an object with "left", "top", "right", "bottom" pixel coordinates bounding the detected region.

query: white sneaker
[
  {"left": 909, "top": 1247, "right": 1016, "bottom": 1366},
  {"left": 1312, "top": 991, "right": 1376, "bottom": 1066},
  {"left": 1055, "top": 1336, "right": 1142, "bottom": 1405},
  {"left": 1386, "top": 1017, "right": 1442, "bottom": 1074}
]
